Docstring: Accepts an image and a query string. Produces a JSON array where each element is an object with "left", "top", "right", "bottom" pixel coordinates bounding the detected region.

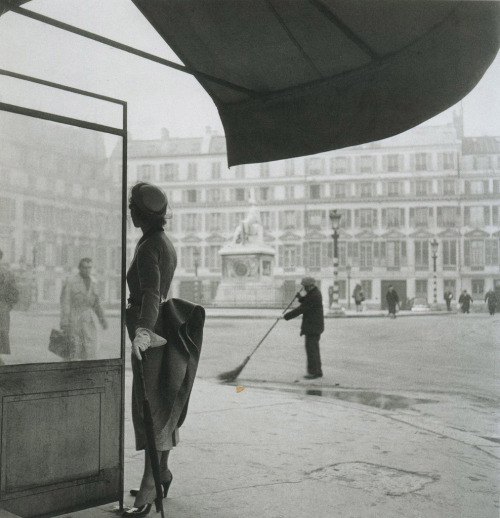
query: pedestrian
[
  {"left": 0, "top": 248, "right": 19, "bottom": 365},
  {"left": 443, "top": 290, "right": 453, "bottom": 311},
  {"left": 484, "top": 289, "right": 497, "bottom": 316},
  {"left": 282, "top": 277, "right": 324, "bottom": 379},
  {"left": 386, "top": 285, "right": 399, "bottom": 319},
  {"left": 125, "top": 182, "right": 205, "bottom": 516},
  {"left": 458, "top": 289, "right": 473, "bottom": 314},
  {"left": 60, "top": 257, "right": 108, "bottom": 360},
  {"left": 352, "top": 283, "right": 365, "bottom": 312}
]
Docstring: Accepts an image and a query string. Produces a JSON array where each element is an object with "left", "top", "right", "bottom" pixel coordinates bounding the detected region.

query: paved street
[
  {"left": 11, "top": 310, "right": 494, "bottom": 518},
  {"left": 199, "top": 312, "right": 500, "bottom": 438}
]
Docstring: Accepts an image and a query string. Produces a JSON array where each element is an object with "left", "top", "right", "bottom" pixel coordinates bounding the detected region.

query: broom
[{"left": 218, "top": 293, "right": 298, "bottom": 382}]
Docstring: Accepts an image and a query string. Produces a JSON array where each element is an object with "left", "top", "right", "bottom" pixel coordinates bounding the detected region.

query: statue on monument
[{"left": 231, "top": 197, "right": 264, "bottom": 245}]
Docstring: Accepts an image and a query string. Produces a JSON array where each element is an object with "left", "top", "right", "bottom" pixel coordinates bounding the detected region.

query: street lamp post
[
  {"left": 346, "top": 264, "right": 352, "bottom": 310},
  {"left": 193, "top": 248, "right": 200, "bottom": 303},
  {"left": 328, "top": 210, "right": 344, "bottom": 316},
  {"left": 430, "top": 238, "right": 439, "bottom": 310}
]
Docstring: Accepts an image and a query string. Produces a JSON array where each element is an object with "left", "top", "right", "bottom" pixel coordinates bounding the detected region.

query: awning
[
  {"left": 3, "top": 1, "right": 499, "bottom": 166},
  {"left": 132, "top": 0, "right": 500, "bottom": 165}
]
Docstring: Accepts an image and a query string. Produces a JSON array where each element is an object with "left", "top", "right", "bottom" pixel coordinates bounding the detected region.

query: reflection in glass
[{"left": 0, "top": 111, "right": 122, "bottom": 364}]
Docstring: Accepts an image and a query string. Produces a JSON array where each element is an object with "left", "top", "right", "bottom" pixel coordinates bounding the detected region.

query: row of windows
[
  {"left": 176, "top": 239, "right": 499, "bottom": 271},
  {"left": 164, "top": 205, "right": 500, "bottom": 233},
  {"left": 168, "top": 179, "right": 499, "bottom": 205},
  {"left": 20, "top": 201, "right": 121, "bottom": 235},
  {"left": 135, "top": 152, "right": 474, "bottom": 181}
]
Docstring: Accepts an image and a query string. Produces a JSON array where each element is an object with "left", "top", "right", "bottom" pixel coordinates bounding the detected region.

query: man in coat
[
  {"left": 60, "top": 257, "right": 108, "bottom": 360},
  {"left": 0, "top": 248, "right": 19, "bottom": 365},
  {"left": 282, "top": 277, "right": 324, "bottom": 379},
  {"left": 458, "top": 289, "right": 473, "bottom": 314},
  {"left": 386, "top": 285, "right": 399, "bottom": 319},
  {"left": 484, "top": 289, "right": 497, "bottom": 316}
]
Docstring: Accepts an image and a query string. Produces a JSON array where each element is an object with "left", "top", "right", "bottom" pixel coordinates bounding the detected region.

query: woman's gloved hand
[{"left": 132, "top": 327, "right": 151, "bottom": 360}]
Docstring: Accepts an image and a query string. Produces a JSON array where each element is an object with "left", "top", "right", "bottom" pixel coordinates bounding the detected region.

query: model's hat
[
  {"left": 131, "top": 182, "right": 168, "bottom": 216},
  {"left": 301, "top": 276, "right": 316, "bottom": 287}
]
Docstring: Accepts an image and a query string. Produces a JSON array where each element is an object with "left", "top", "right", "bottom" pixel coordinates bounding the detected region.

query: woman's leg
[{"left": 134, "top": 450, "right": 158, "bottom": 506}]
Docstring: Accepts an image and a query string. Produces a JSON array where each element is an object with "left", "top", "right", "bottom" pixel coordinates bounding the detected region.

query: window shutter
[
  {"left": 321, "top": 242, "right": 329, "bottom": 267},
  {"left": 382, "top": 209, "right": 387, "bottom": 227},
  {"left": 464, "top": 207, "right": 470, "bottom": 226},
  {"left": 279, "top": 212, "right": 284, "bottom": 229},
  {"left": 427, "top": 153, "right": 433, "bottom": 171},
  {"left": 401, "top": 241, "right": 407, "bottom": 265},
  {"left": 303, "top": 242, "right": 309, "bottom": 267},
  {"left": 485, "top": 240, "right": 492, "bottom": 266},
  {"left": 400, "top": 209, "right": 405, "bottom": 227},
  {"left": 483, "top": 181, "right": 489, "bottom": 194},
  {"left": 464, "top": 240, "right": 471, "bottom": 266},
  {"left": 380, "top": 242, "right": 386, "bottom": 259},
  {"left": 383, "top": 155, "right": 388, "bottom": 172},
  {"left": 409, "top": 208, "right": 415, "bottom": 227},
  {"left": 346, "top": 210, "right": 352, "bottom": 227},
  {"left": 493, "top": 206, "right": 499, "bottom": 226},
  {"left": 374, "top": 242, "right": 379, "bottom": 260},
  {"left": 353, "top": 242, "right": 359, "bottom": 258},
  {"left": 437, "top": 206, "right": 442, "bottom": 226},
  {"left": 464, "top": 181, "right": 471, "bottom": 194},
  {"left": 483, "top": 206, "right": 491, "bottom": 225},
  {"left": 354, "top": 210, "right": 360, "bottom": 227},
  {"left": 438, "top": 153, "right": 443, "bottom": 171},
  {"left": 372, "top": 209, "right": 378, "bottom": 227},
  {"left": 278, "top": 245, "right": 284, "bottom": 267},
  {"left": 296, "top": 244, "right": 302, "bottom": 265},
  {"left": 410, "top": 154, "right": 416, "bottom": 171},
  {"left": 493, "top": 241, "right": 499, "bottom": 266}
]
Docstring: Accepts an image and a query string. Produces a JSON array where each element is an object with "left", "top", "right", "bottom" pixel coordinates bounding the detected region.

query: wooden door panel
[{"left": 0, "top": 361, "right": 123, "bottom": 517}]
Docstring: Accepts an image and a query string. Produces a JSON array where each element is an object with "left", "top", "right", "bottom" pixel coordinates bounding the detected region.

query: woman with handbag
[{"left": 124, "top": 182, "right": 177, "bottom": 516}]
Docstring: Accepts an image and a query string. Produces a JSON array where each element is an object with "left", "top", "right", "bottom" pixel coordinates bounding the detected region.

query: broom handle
[{"left": 247, "top": 293, "right": 298, "bottom": 358}]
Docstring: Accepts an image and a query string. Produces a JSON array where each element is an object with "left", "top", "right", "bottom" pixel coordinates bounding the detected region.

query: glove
[{"left": 132, "top": 327, "right": 151, "bottom": 360}]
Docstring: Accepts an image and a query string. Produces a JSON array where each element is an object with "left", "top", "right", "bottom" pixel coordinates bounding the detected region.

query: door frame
[{"left": 0, "top": 69, "right": 127, "bottom": 517}]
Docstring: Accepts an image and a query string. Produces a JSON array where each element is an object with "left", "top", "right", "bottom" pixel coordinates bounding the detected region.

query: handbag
[{"left": 48, "top": 328, "right": 74, "bottom": 360}]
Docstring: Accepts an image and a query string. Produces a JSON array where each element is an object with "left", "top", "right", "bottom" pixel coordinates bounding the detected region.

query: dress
[
  {"left": 126, "top": 227, "right": 178, "bottom": 451},
  {"left": 60, "top": 273, "right": 105, "bottom": 360}
]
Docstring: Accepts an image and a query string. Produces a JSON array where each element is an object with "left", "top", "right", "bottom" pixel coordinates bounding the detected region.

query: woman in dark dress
[{"left": 124, "top": 182, "right": 177, "bottom": 516}]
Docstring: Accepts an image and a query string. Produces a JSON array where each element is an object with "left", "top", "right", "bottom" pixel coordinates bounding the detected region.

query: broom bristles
[{"left": 218, "top": 356, "right": 250, "bottom": 382}]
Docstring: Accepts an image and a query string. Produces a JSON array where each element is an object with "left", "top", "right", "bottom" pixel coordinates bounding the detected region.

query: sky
[{"left": 0, "top": 0, "right": 499, "bottom": 146}]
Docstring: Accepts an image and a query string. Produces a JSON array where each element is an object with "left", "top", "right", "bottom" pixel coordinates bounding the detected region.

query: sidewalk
[{"left": 64, "top": 374, "right": 499, "bottom": 518}]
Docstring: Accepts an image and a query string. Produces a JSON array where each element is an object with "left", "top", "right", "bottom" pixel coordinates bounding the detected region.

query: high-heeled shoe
[
  {"left": 162, "top": 470, "right": 173, "bottom": 498},
  {"left": 122, "top": 489, "right": 162, "bottom": 516},
  {"left": 130, "top": 471, "right": 173, "bottom": 499}
]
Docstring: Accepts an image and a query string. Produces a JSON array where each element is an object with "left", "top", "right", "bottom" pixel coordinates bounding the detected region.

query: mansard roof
[{"left": 462, "top": 136, "right": 500, "bottom": 155}]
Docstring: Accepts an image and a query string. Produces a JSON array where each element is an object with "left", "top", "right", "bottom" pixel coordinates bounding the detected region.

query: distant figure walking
[
  {"left": 484, "top": 289, "right": 497, "bottom": 316},
  {"left": 352, "top": 283, "right": 365, "bottom": 312},
  {"left": 282, "top": 277, "right": 324, "bottom": 379},
  {"left": 443, "top": 290, "right": 453, "bottom": 311},
  {"left": 458, "top": 290, "right": 473, "bottom": 314},
  {"left": 60, "top": 257, "right": 108, "bottom": 360},
  {"left": 0, "top": 249, "right": 19, "bottom": 365},
  {"left": 386, "top": 285, "right": 399, "bottom": 319}
]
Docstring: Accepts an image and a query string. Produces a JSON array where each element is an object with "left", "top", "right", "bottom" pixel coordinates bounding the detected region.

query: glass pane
[{"left": 0, "top": 110, "right": 123, "bottom": 364}]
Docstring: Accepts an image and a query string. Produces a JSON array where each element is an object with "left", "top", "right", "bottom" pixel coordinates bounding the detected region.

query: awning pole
[{"left": 7, "top": 5, "right": 258, "bottom": 97}]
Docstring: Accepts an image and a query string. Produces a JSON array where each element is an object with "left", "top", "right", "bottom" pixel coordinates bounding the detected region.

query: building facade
[
  {"left": 119, "top": 119, "right": 500, "bottom": 309},
  {"left": 0, "top": 112, "right": 122, "bottom": 308}
]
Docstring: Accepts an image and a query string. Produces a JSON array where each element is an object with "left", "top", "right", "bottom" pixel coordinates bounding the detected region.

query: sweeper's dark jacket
[{"left": 284, "top": 286, "right": 324, "bottom": 336}]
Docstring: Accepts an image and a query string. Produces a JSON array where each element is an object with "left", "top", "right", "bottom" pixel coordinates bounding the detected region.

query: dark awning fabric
[
  {"left": 132, "top": 0, "right": 500, "bottom": 166},
  {"left": 3, "top": 1, "right": 499, "bottom": 166}
]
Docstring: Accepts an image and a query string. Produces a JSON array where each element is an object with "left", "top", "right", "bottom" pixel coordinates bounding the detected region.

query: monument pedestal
[{"left": 213, "top": 243, "right": 281, "bottom": 307}]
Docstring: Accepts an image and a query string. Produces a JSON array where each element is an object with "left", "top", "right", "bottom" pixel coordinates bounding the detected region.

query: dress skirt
[{"left": 131, "top": 346, "right": 179, "bottom": 451}]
